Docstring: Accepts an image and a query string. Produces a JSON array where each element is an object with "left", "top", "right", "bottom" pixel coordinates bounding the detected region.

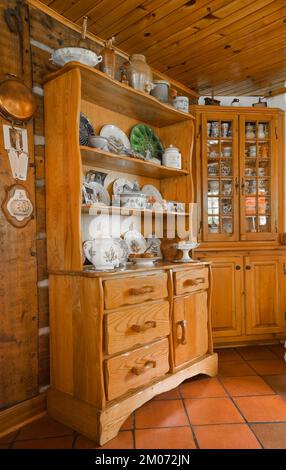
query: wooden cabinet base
[{"left": 47, "top": 353, "right": 217, "bottom": 446}]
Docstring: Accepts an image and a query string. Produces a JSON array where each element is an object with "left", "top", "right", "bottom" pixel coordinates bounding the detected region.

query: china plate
[
  {"left": 113, "top": 178, "right": 140, "bottom": 195},
  {"left": 142, "top": 185, "right": 164, "bottom": 205},
  {"left": 80, "top": 112, "right": 95, "bottom": 146},
  {"left": 100, "top": 124, "right": 130, "bottom": 149},
  {"left": 146, "top": 237, "right": 162, "bottom": 258},
  {"left": 85, "top": 170, "right": 107, "bottom": 186},
  {"left": 123, "top": 230, "right": 147, "bottom": 254},
  {"left": 114, "top": 239, "right": 129, "bottom": 265},
  {"left": 130, "top": 256, "right": 160, "bottom": 267},
  {"left": 130, "top": 124, "right": 164, "bottom": 161},
  {"left": 82, "top": 181, "right": 110, "bottom": 206}
]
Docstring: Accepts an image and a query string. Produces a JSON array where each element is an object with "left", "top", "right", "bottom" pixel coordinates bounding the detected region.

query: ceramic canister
[
  {"left": 150, "top": 80, "right": 170, "bottom": 103},
  {"left": 172, "top": 96, "right": 189, "bottom": 112},
  {"left": 162, "top": 145, "right": 182, "bottom": 169}
]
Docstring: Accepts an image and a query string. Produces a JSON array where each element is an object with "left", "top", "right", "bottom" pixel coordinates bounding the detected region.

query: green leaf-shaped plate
[{"left": 130, "top": 124, "right": 164, "bottom": 161}]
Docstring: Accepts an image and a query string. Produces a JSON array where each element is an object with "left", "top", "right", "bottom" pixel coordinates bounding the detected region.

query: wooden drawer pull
[
  {"left": 130, "top": 286, "right": 154, "bottom": 296},
  {"left": 177, "top": 320, "right": 187, "bottom": 345},
  {"left": 184, "top": 277, "right": 205, "bottom": 286},
  {"left": 131, "top": 321, "right": 157, "bottom": 333},
  {"left": 131, "top": 360, "right": 156, "bottom": 376}
]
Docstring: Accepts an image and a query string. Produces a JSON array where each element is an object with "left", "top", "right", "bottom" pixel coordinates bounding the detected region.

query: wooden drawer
[
  {"left": 105, "top": 301, "right": 170, "bottom": 355},
  {"left": 105, "top": 338, "right": 169, "bottom": 401},
  {"left": 103, "top": 273, "right": 168, "bottom": 309},
  {"left": 174, "top": 267, "right": 209, "bottom": 295}
]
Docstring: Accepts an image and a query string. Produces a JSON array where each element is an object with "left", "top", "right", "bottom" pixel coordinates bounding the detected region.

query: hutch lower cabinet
[
  {"left": 192, "top": 105, "right": 286, "bottom": 345},
  {"left": 198, "top": 252, "right": 286, "bottom": 346},
  {"left": 47, "top": 263, "right": 217, "bottom": 445}
]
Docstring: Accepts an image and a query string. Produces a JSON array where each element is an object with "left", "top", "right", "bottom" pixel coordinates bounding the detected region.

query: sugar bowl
[{"left": 162, "top": 145, "right": 182, "bottom": 169}]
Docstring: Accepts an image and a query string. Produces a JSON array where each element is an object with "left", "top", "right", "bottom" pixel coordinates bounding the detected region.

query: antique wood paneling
[
  {"left": 36, "top": 0, "right": 286, "bottom": 96},
  {"left": 0, "top": 0, "right": 38, "bottom": 409}
]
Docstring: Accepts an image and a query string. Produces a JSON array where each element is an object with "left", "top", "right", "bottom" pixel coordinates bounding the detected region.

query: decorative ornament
[
  {"left": 2, "top": 184, "right": 33, "bottom": 227},
  {"left": 2, "top": 124, "right": 29, "bottom": 180}
]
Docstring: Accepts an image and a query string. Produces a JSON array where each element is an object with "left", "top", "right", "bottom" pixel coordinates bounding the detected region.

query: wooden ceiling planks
[{"left": 36, "top": 0, "right": 286, "bottom": 95}]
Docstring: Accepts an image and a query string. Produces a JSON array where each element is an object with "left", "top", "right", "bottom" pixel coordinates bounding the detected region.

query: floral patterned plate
[
  {"left": 79, "top": 112, "right": 95, "bottom": 146},
  {"left": 130, "top": 124, "right": 164, "bottom": 161},
  {"left": 123, "top": 230, "right": 147, "bottom": 254}
]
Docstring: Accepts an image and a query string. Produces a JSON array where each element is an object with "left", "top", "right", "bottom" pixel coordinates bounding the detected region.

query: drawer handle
[
  {"left": 130, "top": 286, "right": 154, "bottom": 296},
  {"left": 131, "top": 321, "right": 157, "bottom": 333},
  {"left": 184, "top": 277, "right": 205, "bottom": 286},
  {"left": 131, "top": 360, "right": 156, "bottom": 376},
  {"left": 177, "top": 319, "right": 187, "bottom": 345}
]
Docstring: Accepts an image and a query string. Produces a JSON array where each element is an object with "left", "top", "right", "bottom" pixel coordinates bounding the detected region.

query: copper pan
[{"left": 0, "top": 74, "right": 37, "bottom": 124}]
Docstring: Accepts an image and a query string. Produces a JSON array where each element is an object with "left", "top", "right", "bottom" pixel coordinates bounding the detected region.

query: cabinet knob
[
  {"left": 184, "top": 277, "right": 205, "bottom": 286},
  {"left": 235, "top": 265, "right": 241, "bottom": 270},
  {"left": 245, "top": 265, "right": 251, "bottom": 270},
  {"left": 131, "top": 321, "right": 157, "bottom": 333},
  {"left": 131, "top": 360, "right": 156, "bottom": 376},
  {"left": 177, "top": 319, "right": 187, "bottom": 345},
  {"left": 130, "top": 286, "right": 154, "bottom": 295}
]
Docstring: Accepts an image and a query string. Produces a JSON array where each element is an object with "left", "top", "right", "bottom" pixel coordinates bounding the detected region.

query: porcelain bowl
[
  {"left": 88, "top": 135, "right": 109, "bottom": 150},
  {"left": 51, "top": 48, "right": 103, "bottom": 67},
  {"left": 120, "top": 192, "right": 147, "bottom": 209}
]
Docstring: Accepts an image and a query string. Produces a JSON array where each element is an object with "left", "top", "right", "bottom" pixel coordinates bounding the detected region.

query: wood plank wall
[
  {"left": 0, "top": 3, "right": 198, "bottom": 413},
  {"left": 0, "top": 2, "right": 137, "bottom": 413},
  {"left": 0, "top": 0, "right": 38, "bottom": 409}
]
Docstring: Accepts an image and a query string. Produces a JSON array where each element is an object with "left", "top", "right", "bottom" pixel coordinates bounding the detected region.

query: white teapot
[
  {"left": 162, "top": 145, "right": 182, "bottom": 169},
  {"left": 83, "top": 234, "right": 119, "bottom": 270}
]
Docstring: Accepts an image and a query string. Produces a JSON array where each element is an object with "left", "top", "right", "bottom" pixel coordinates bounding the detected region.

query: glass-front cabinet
[
  {"left": 202, "top": 113, "right": 239, "bottom": 241},
  {"left": 201, "top": 111, "right": 277, "bottom": 242},
  {"left": 240, "top": 114, "right": 276, "bottom": 240}
]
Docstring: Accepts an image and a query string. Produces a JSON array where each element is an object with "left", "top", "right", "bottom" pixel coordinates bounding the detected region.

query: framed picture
[
  {"left": 3, "top": 125, "right": 28, "bottom": 152},
  {"left": 85, "top": 170, "right": 107, "bottom": 186}
]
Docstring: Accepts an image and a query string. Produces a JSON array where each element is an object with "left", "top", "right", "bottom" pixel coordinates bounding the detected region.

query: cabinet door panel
[
  {"left": 239, "top": 114, "right": 278, "bottom": 241},
  {"left": 245, "top": 255, "right": 285, "bottom": 334},
  {"left": 201, "top": 112, "right": 239, "bottom": 242},
  {"left": 173, "top": 292, "right": 208, "bottom": 367},
  {"left": 199, "top": 256, "right": 243, "bottom": 338}
]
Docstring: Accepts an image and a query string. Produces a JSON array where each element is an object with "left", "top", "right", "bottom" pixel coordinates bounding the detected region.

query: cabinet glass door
[
  {"left": 202, "top": 114, "right": 239, "bottom": 241},
  {"left": 240, "top": 115, "right": 277, "bottom": 240}
]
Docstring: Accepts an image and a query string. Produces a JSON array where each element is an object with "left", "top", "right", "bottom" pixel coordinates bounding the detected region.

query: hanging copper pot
[{"left": 0, "top": 74, "right": 37, "bottom": 124}]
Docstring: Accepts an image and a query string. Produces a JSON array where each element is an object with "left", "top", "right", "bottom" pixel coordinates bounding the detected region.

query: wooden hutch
[
  {"left": 192, "top": 105, "right": 286, "bottom": 346},
  {"left": 44, "top": 63, "right": 217, "bottom": 445}
]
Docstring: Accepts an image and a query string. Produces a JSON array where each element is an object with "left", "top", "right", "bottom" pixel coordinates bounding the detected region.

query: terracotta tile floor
[{"left": 2, "top": 344, "right": 286, "bottom": 449}]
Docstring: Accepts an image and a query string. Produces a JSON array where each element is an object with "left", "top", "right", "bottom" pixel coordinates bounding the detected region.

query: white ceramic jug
[{"left": 83, "top": 235, "right": 119, "bottom": 270}]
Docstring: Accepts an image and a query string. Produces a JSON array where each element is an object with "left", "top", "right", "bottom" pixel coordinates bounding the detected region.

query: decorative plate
[
  {"left": 123, "top": 230, "right": 147, "bottom": 254},
  {"left": 85, "top": 170, "right": 107, "bottom": 186},
  {"left": 130, "top": 124, "right": 164, "bottom": 160},
  {"left": 79, "top": 112, "right": 95, "bottom": 146},
  {"left": 114, "top": 239, "right": 129, "bottom": 265},
  {"left": 100, "top": 124, "right": 130, "bottom": 149},
  {"left": 113, "top": 178, "right": 140, "bottom": 195},
  {"left": 146, "top": 237, "right": 162, "bottom": 258},
  {"left": 82, "top": 182, "right": 110, "bottom": 206},
  {"left": 142, "top": 185, "right": 164, "bottom": 205}
]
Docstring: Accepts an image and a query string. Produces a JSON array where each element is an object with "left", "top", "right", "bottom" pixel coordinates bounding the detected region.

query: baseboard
[{"left": 0, "top": 393, "right": 47, "bottom": 438}]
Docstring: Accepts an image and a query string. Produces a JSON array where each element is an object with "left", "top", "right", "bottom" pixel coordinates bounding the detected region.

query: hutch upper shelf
[
  {"left": 44, "top": 62, "right": 195, "bottom": 127},
  {"left": 81, "top": 146, "right": 189, "bottom": 178}
]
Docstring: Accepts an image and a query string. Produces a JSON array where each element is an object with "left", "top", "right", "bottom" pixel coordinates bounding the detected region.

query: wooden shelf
[
  {"left": 82, "top": 204, "right": 188, "bottom": 217},
  {"left": 80, "top": 146, "right": 189, "bottom": 179},
  {"left": 45, "top": 62, "right": 194, "bottom": 127}
]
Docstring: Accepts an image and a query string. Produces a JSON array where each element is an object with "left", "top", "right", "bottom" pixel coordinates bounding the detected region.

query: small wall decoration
[
  {"left": 3, "top": 124, "right": 29, "bottom": 180},
  {"left": 2, "top": 184, "right": 33, "bottom": 228}
]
